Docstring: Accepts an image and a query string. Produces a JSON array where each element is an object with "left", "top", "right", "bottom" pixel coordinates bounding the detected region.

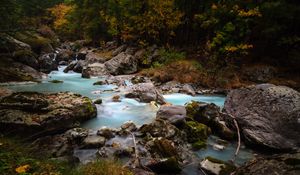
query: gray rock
[
  {"left": 121, "top": 121, "right": 137, "bottom": 132},
  {"left": 12, "top": 50, "right": 39, "bottom": 69},
  {"left": 0, "top": 33, "right": 31, "bottom": 51},
  {"left": 97, "top": 127, "right": 115, "bottom": 139},
  {"left": 85, "top": 52, "right": 107, "bottom": 63},
  {"left": 0, "top": 92, "right": 97, "bottom": 134},
  {"left": 0, "top": 57, "right": 43, "bottom": 82},
  {"left": 66, "top": 128, "right": 89, "bottom": 142},
  {"left": 112, "top": 44, "right": 127, "bottom": 57},
  {"left": 56, "top": 49, "right": 74, "bottom": 62},
  {"left": 58, "top": 61, "right": 68, "bottom": 65},
  {"left": 73, "top": 60, "right": 85, "bottom": 73},
  {"left": 236, "top": 152, "right": 300, "bottom": 175},
  {"left": 181, "top": 84, "right": 196, "bottom": 96},
  {"left": 63, "top": 60, "right": 78, "bottom": 73},
  {"left": 157, "top": 105, "right": 186, "bottom": 126},
  {"left": 139, "top": 119, "right": 179, "bottom": 139},
  {"left": 82, "top": 63, "right": 109, "bottom": 78},
  {"left": 224, "top": 84, "right": 300, "bottom": 151},
  {"left": 200, "top": 157, "right": 236, "bottom": 175},
  {"left": 125, "top": 83, "right": 166, "bottom": 104},
  {"left": 83, "top": 135, "right": 106, "bottom": 148},
  {"left": 38, "top": 53, "right": 58, "bottom": 73},
  {"left": 105, "top": 52, "right": 138, "bottom": 75}
]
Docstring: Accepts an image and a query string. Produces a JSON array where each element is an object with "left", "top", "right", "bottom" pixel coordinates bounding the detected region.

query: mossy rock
[
  {"left": 185, "top": 121, "right": 210, "bottom": 143},
  {"left": 205, "top": 156, "right": 236, "bottom": 175},
  {"left": 153, "top": 138, "right": 178, "bottom": 158},
  {"left": 185, "top": 100, "right": 200, "bottom": 119},
  {"left": 192, "top": 140, "right": 207, "bottom": 150},
  {"left": 13, "top": 31, "right": 54, "bottom": 54},
  {"left": 48, "top": 80, "right": 64, "bottom": 83}
]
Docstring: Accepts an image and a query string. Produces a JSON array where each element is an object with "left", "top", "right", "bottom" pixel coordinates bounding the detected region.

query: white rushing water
[{"left": 6, "top": 66, "right": 253, "bottom": 165}]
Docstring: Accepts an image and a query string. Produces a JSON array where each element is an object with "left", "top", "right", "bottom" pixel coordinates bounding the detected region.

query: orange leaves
[
  {"left": 48, "top": 3, "right": 74, "bottom": 31},
  {"left": 15, "top": 164, "right": 30, "bottom": 174}
]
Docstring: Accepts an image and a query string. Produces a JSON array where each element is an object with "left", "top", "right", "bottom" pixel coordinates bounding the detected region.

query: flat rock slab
[{"left": 0, "top": 92, "right": 97, "bottom": 134}]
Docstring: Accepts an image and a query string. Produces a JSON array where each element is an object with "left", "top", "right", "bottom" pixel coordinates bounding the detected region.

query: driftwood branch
[{"left": 228, "top": 114, "right": 241, "bottom": 163}]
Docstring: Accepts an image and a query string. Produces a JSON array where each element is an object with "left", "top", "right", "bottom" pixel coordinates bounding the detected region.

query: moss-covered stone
[
  {"left": 185, "top": 121, "right": 209, "bottom": 143},
  {"left": 206, "top": 156, "right": 236, "bottom": 175},
  {"left": 13, "top": 31, "right": 54, "bottom": 54},
  {"left": 153, "top": 138, "right": 178, "bottom": 158},
  {"left": 192, "top": 140, "right": 207, "bottom": 150}
]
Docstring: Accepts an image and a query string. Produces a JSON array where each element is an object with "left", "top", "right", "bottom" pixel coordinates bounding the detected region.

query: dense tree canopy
[{"left": 1, "top": 0, "right": 299, "bottom": 68}]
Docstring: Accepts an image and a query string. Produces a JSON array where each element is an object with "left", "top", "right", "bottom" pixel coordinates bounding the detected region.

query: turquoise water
[
  {"left": 6, "top": 66, "right": 226, "bottom": 129},
  {"left": 5, "top": 66, "right": 253, "bottom": 165}
]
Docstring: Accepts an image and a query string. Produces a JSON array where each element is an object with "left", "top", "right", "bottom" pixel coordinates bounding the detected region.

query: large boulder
[
  {"left": 56, "top": 49, "right": 74, "bottom": 62},
  {"left": 82, "top": 63, "right": 109, "bottom": 78},
  {"left": 85, "top": 52, "right": 107, "bottom": 63},
  {"left": 0, "top": 57, "right": 43, "bottom": 82},
  {"left": 224, "top": 84, "right": 300, "bottom": 151},
  {"left": 111, "top": 44, "right": 127, "bottom": 57},
  {"left": 181, "top": 84, "right": 196, "bottom": 96},
  {"left": 125, "top": 83, "right": 166, "bottom": 104},
  {"left": 38, "top": 53, "right": 58, "bottom": 73},
  {"left": 235, "top": 152, "right": 300, "bottom": 175},
  {"left": 105, "top": 52, "right": 138, "bottom": 75},
  {"left": 73, "top": 60, "right": 85, "bottom": 73},
  {"left": 0, "top": 33, "right": 31, "bottom": 52},
  {"left": 63, "top": 60, "right": 78, "bottom": 73},
  {"left": 157, "top": 105, "right": 186, "bottom": 126},
  {"left": 12, "top": 50, "right": 39, "bottom": 69},
  {"left": 0, "top": 92, "right": 97, "bottom": 134}
]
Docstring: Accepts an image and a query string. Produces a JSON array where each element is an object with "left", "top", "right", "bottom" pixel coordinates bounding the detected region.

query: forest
[{"left": 0, "top": 0, "right": 300, "bottom": 175}]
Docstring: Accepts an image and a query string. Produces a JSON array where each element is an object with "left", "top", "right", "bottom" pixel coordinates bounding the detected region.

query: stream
[{"left": 6, "top": 66, "right": 254, "bottom": 168}]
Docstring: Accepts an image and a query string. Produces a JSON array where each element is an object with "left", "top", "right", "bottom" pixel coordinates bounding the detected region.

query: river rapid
[{"left": 6, "top": 66, "right": 254, "bottom": 169}]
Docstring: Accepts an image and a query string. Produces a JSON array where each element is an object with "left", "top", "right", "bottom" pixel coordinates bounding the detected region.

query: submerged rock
[
  {"left": 94, "top": 98, "right": 102, "bottom": 104},
  {"left": 0, "top": 92, "right": 97, "bottom": 134},
  {"left": 224, "top": 84, "right": 300, "bottom": 151},
  {"left": 125, "top": 82, "right": 166, "bottom": 104}
]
